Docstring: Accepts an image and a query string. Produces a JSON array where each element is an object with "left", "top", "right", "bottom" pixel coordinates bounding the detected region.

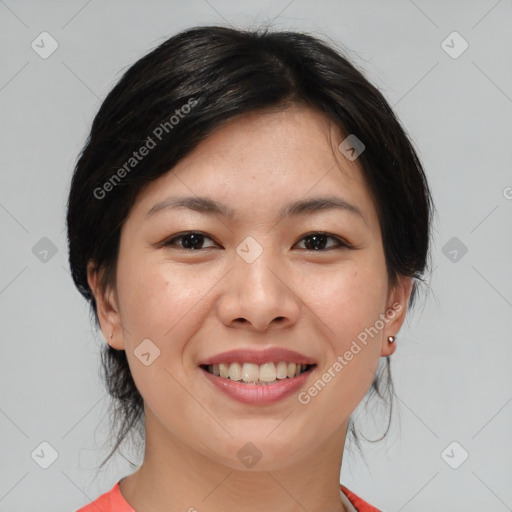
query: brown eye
[
  {"left": 162, "top": 231, "right": 351, "bottom": 252},
  {"left": 164, "top": 231, "right": 218, "bottom": 250},
  {"left": 295, "top": 232, "right": 350, "bottom": 251}
]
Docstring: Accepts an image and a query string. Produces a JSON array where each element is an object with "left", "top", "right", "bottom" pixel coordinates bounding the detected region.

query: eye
[
  {"left": 294, "top": 232, "right": 351, "bottom": 251},
  {"left": 162, "top": 231, "right": 351, "bottom": 252},
  {"left": 163, "top": 231, "right": 218, "bottom": 250}
]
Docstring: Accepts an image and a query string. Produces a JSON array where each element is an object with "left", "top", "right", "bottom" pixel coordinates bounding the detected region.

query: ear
[
  {"left": 86, "top": 261, "right": 124, "bottom": 350},
  {"left": 380, "top": 275, "right": 414, "bottom": 357}
]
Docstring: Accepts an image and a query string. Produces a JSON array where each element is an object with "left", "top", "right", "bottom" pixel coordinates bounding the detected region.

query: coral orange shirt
[{"left": 75, "top": 480, "right": 381, "bottom": 511}]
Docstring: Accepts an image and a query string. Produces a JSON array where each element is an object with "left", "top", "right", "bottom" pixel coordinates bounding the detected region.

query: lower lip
[{"left": 200, "top": 366, "right": 315, "bottom": 404}]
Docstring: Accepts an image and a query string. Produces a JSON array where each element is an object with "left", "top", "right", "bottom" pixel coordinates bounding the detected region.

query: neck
[{"left": 118, "top": 409, "right": 350, "bottom": 512}]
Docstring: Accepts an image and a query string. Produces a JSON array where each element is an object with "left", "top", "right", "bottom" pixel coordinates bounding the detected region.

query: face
[{"left": 89, "top": 104, "right": 411, "bottom": 471}]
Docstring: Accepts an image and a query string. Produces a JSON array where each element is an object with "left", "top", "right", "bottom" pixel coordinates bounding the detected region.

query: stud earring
[{"left": 387, "top": 335, "right": 396, "bottom": 343}]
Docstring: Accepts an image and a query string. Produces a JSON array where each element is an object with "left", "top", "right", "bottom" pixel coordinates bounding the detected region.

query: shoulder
[
  {"left": 75, "top": 480, "right": 135, "bottom": 512},
  {"left": 340, "top": 484, "right": 382, "bottom": 512}
]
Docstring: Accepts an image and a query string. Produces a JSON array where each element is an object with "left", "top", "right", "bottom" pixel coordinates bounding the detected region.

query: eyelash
[{"left": 162, "top": 231, "right": 352, "bottom": 252}]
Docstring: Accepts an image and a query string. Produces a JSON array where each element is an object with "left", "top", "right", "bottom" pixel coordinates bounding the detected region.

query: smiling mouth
[{"left": 200, "top": 362, "right": 316, "bottom": 385}]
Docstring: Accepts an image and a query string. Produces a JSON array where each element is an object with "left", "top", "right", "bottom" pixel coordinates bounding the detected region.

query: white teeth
[
  {"left": 228, "top": 362, "right": 242, "bottom": 381},
  {"left": 259, "top": 362, "right": 276, "bottom": 382},
  {"left": 242, "top": 362, "right": 259, "bottom": 382},
  {"left": 219, "top": 363, "right": 229, "bottom": 378},
  {"left": 276, "top": 361, "right": 288, "bottom": 379},
  {"left": 206, "top": 361, "right": 311, "bottom": 383}
]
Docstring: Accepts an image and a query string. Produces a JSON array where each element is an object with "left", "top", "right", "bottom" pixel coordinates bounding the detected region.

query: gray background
[{"left": 1, "top": 1, "right": 511, "bottom": 511}]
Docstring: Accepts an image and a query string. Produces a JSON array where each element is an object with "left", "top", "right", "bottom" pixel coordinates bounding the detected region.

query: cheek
[
  {"left": 117, "top": 257, "right": 203, "bottom": 337},
  {"left": 296, "top": 266, "right": 388, "bottom": 423},
  {"left": 304, "top": 262, "right": 388, "bottom": 343},
  {"left": 114, "top": 259, "right": 205, "bottom": 410}
]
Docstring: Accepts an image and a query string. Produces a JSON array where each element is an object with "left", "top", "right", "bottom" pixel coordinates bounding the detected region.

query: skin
[{"left": 87, "top": 104, "right": 412, "bottom": 512}]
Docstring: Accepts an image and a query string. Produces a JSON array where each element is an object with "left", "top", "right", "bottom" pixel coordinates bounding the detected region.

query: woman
[{"left": 68, "top": 25, "right": 433, "bottom": 512}]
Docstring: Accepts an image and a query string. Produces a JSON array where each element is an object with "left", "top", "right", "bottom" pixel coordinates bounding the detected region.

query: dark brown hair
[{"left": 66, "top": 25, "right": 434, "bottom": 469}]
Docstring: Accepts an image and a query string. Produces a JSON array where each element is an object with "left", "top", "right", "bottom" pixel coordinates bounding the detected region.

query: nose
[{"left": 216, "top": 247, "right": 301, "bottom": 332}]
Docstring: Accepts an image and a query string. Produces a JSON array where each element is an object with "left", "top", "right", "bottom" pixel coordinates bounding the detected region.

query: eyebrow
[{"left": 145, "top": 195, "right": 368, "bottom": 225}]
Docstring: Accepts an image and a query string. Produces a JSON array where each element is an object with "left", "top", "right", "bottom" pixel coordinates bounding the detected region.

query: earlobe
[
  {"left": 380, "top": 276, "right": 414, "bottom": 357},
  {"left": 381, "top": 336, "right": 397, "bottom": 356}
]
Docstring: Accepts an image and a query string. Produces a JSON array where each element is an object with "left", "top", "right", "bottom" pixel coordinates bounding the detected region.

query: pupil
[
  {"left": 306, "top": 234, "right": 326, "bottom": 250},
  {"left": 183, "top": 233, "right": 202, "bottom": 249}
]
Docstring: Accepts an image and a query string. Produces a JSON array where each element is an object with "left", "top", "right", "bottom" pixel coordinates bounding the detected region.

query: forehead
[{"left": 128, "top": 105, "right": 377, "bottom": 227}]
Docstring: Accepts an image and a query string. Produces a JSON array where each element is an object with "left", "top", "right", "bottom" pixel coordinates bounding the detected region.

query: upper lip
[{"left": 198, "top": 347, "right": 317, "bottom": 366}]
